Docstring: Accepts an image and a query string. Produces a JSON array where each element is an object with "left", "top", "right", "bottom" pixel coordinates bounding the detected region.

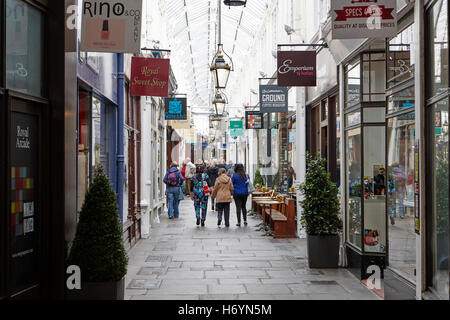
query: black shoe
[
  {"left": 390, "top": 216, "right": 395, "bottom": 225},
  {"left": 169, "top": 216, "right": 173, "bottom": 220},
  {"left": 196, "top": 218, "right": 200, "bottom": 226},
  {"left": 236, "top": 223, "right": 241, "bottom": 227},
  {"left": 217, "top": 220, "right": 222, "bottom": 226},
  {"left": 201, "top": 220, "right": 205, "bottom": 227},
  {"left": 225, "top": 224, "right": 230, "bottom": 228},
  {"left": 244, "top": 221, "right": 248, "bottom": 226}
]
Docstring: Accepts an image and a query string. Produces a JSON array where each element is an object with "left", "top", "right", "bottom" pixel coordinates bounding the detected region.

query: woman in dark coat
[{"left": 207, "top": 160, "right": 219, "bottom": 211}]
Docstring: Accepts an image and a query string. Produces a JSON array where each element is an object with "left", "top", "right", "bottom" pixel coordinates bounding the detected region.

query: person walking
[
  {"left": 163, "top": 161, "right": 184, "bottom": 219},
  {"left": 190, "top": 165, "right": 212, "bottom": 227},
  {"left": 287, "top": 162, "right": 296, "bottom": 188},
  {"left": 226, "top": 162, "right": 234, "bottom": 177},
  {"left": 207, "top": 159, "right": 219, "bottom": 211},
  {"left": 212, "top": 168, "right": 233, "bottom": 228},
  {"left": 184, "top": 158, "right": 196, "bottom": 196},
  {"left": 217, "top": 159, "right": 227, "bottom": 170},
  {"left": 232, "top": 164, "right": 249, "bottom": 227}
]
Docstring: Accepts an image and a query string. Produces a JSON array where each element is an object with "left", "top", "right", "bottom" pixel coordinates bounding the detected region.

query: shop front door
[{"left": 6, "top": 94, "right": 48, "bottom": 299}]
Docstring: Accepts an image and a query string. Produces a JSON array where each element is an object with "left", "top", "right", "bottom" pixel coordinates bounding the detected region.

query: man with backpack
[{"left": 163, "top": 161, "right": 184, "bottom": 219}]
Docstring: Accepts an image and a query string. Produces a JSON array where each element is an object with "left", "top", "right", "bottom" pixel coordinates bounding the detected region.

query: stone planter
[
  {"left": 66, "top": 277, "right": 125, "bottom": 300},
  {"left": 307, "top": 234, "right": 340, "bottom": 268}
]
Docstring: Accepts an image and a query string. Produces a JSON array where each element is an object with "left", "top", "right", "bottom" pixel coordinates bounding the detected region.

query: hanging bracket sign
[
  {"left": 259, "top": 85, "right": 288, "bottom": 113},
  {"left": 277, "top": 51, "right": 317, "bottom": 87},
  {"left": 164, "top": 97, "right": 187, "bottom": 120},
  {"left": 81, "top": 0, "right": 143, "bottom": 53},
  {"left": 331, "top": 0, "right": 397, "bottom": 39},
  {"left": 130, "top": 57, "right": 170, "bottom": 97}
]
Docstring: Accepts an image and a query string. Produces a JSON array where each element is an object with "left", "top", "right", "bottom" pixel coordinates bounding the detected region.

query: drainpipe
[{"left": 117, "top": 53, "right": 125, "bottom": 226}]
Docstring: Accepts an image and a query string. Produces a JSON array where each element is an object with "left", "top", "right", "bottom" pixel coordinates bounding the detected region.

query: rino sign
[
  {"left": 277, "top": 51, "right": 317, "bottom": 87},
  {"left": 81, "top": 0, "right": 142, "bottom": 53}
]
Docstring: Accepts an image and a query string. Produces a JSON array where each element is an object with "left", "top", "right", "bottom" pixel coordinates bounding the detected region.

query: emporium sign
[
  {"left": 259, "top": 85, "right": 288, "bottom": 113},
  {"left": 331, "top": 0, "right": 397, "bottom": 39},
  {"left": 81, "top": 0, "right": 142, "bottom": 53},
  {"left": 277, "top": 51, "right": 316, "bottom": 87},
  {"left": 130, "top": 57, "right": 170, "bottom": 97},
  {"left": 164, "top": 97, "right": 187, "bottom": 120}
]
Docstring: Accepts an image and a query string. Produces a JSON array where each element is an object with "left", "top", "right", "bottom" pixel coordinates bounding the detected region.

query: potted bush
[
  {"left": 254, "top": 170, "right": 265, "bottom": 187},
  {"left": 67, "top": 166, "right": 128, "bottom": 300},
  {"left": 298, "top": 154, "right": 342, "bottom": 268},
  {"left": 276, "top": 194, "right": 284, "bottom": 203}
]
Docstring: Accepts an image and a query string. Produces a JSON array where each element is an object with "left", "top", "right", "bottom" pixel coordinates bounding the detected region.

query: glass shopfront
[
  {"left": 344, "top": 53, "right": 387, "bottom": 278},
  {"left": 426, "top": 0, "right": 449, "bottom": 300},
  {"left": 77, "top": 87, "right": 117, "bottom": 215},
  {"left": 385, "top": 17, "right": 417, "bottom": 287}
]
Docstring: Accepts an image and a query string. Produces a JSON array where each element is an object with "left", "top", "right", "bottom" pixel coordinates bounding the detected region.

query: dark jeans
[
  {"left": 233, "top": 194, "right": 248, "bottom": 223},
  {"left": 211, "top": 197, "right": 215, "bottom": 210},
  {"left": 217, "top": 202, "right": 230, "bottom": 226}
]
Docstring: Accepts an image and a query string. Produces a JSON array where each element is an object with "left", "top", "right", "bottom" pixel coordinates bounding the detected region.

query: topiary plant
[
  {"left": 67, "top": 166, "right": 128, "bottom": 282},
  {"left": 298, "top": 153, "right": 342, "bottom": 235},
  {"left": 254, "top": 169, "right": 265, "bottom": 187}
]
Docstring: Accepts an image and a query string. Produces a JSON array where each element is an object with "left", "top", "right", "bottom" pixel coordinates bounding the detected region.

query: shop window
[
  {"left": 362, "top": 53, "right": 386, "bottom": 102},
  {"left": 387, "top": 86, "right": 415, "bottom": 114},
  {"left": 427, "top": 0, "right": 449, "bottom": 99},
  {"left": 387, "top": 112, "right": 416, "bottom": 283},
  {"left": 92, "top": 97, "right": 101, "bottom": 169},
  {"left": 387, "top": 23, "right": 415, "bottom": 88},
  {"left": 345, "top": 59, "right": 361, "bottom": 108},
  {"left": 363, "top": 126, "right": 386, "bottom": 254},
  {"left": 428, "top": 98, "right": 449, "bottom": 300},
  {"left": 346, "top": 128, "right": 362, "bottom": 248},
  {"left": 5, "top": 0, "right": 45, "bottom": 97},
  {"left": 345, "top": 111, "right": 361, "bottom": 127},
  {"left": 78, "top": 91, "right": 90, "bottom": 213}
]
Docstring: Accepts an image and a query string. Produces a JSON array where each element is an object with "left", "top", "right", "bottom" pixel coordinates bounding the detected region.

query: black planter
[
  {"left": 307, "top": 234, "right": 340, "bottom": 268},
  {"left": 66, "top": 277, "right": 125, "bottom": 300}
]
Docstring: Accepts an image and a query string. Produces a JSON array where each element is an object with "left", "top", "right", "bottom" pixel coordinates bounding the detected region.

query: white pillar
[{"left": 295, "top": 87, "right": 306, "bottom": 239}]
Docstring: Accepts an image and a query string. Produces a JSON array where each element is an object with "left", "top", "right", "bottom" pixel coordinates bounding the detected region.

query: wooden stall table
[{"left": 255, "top": 200, "right": 282, "bottom": 224}]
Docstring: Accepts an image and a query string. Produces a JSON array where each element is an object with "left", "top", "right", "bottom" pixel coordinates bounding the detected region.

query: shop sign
[
  {"left": 331, "top": 0, "right": 397, "bottom": 40},
  {"left": 259, "top": 85, "right": 288, "bottom": 113},
  {"left": 164, "top": 97, "right": 187, "bottom": 120},
  {"left": 81, "top": 0, "right": 142, "bottom": 53},
  {"left": 277, "top": 51, "right": 316, "bottom": 87},
  {"left": 130, "top": 57, "right": 170, "bottom": 97},
  {"left": 230, "top": 120, "right": 244, "bottom": 137},
  {"left": 11, "top": 112, "right": 39, "bottom": 292},
  {"left": 289, "top": 131, "right": 296, "bottom": 143},
  {"left": 245, "top": 111, "right": 264, "bottom": 129}
]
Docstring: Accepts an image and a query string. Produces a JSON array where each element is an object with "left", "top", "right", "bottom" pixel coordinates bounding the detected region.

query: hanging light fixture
[
  {"left": 210, "top": 0, "right": 234, "bottom": 89},
  {"left": 224, "top": 0, "right": 247, "bottom": 8},
  {"left": 212, "top": 90, "right": 228, "bottom": 117}
]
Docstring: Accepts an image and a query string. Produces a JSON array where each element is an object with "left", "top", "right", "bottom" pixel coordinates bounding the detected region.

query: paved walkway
[{"left": 125, "top": 198, "right": 379, "bottom": 300}]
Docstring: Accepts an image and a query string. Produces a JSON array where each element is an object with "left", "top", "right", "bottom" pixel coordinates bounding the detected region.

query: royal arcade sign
[{"left": 331, "top": 0, "right": 397, "bottom": 39}]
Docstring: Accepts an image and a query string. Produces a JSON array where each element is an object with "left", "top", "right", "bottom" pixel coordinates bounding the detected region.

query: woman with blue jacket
[{"left": 231, "top": 164, "right": 249, "bottom": 227}]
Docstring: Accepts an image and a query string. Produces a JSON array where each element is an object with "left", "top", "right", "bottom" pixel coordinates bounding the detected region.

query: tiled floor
[{"left": 124, "top": 198, "right": 380, "bottom": 300}]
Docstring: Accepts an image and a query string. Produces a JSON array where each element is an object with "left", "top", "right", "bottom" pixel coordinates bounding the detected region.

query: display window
[
  {"left": 345, "top": 59, "right": 361, "bottom": 108},
  {"left": 426, "top": 0, "right": 450, "bottom": 300},
  {"left": 346, "top": 128, "right": 362, "bottom": 248},
  {"left": 5, "top": 0, "right": 46, "bottom": 98},
  {"left": 387, "top": 111, "right": 416, "bottom": 283},
  {"left": 427, "top": 98, "right": 449, "bottom": 300},
  {"left": 426, "top": 0, "right": 448, "bottom": 99},
  {"left": 387, "top": 23, "right": 415, "bottom": 88}
]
